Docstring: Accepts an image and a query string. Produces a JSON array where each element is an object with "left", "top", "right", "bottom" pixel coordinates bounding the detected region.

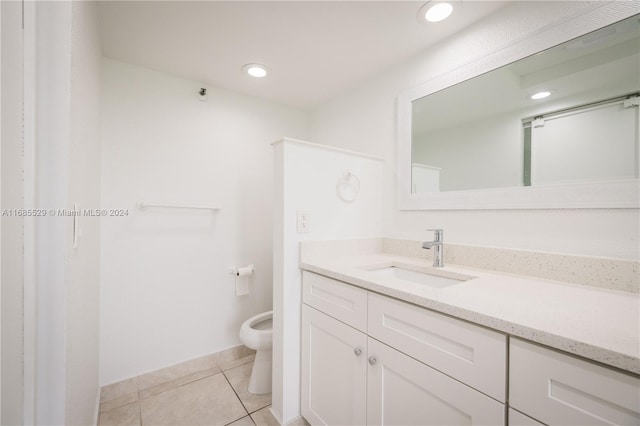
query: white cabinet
[
  {"left": 367, "top": 338, "right": 504, "bottom": 426},
  {"left": 301, "top": 273, "right": 506, "bottom": 426},
  {"left": 301, "top": 305, "right": 367, "bottom": 426},
  {"left": 510, "top": 338, "right": 640, "bottom": 426},
  {"left": 301, "top": 271, "right": 640, "bottom": 426}
]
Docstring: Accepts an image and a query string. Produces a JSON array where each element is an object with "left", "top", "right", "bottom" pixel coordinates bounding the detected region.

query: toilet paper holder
[{"left": 230, "top": 265, "right": 255, "bottom": 276}]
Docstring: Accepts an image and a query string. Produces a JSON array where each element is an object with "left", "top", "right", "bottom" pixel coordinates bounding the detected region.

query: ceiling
[{"left": 97, "top": 1, "right": 509, "bottom": 111}]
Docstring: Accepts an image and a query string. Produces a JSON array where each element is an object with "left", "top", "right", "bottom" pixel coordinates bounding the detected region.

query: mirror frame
[{"left": 397, "top": 3, "right": 640, "bottom": 210}]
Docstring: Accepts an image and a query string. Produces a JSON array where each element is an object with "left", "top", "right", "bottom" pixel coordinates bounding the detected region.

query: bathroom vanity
[{"left": 298, "top": 240, "right": 640, "bottom": 426}]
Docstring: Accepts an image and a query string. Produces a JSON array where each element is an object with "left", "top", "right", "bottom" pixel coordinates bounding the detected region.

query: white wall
[
  {"left": 66, "top": 2, "right": 102, "bottom": 424},
  {"left": 32, "top": 2, "right": 103, "bottom": 424},
  {"left": 34, "top": 3, "right": 71, "bottom": 422},
  {"left": 309, "top": 1, "right": 640, "bottom": 261},
  {"left": 100, "top": 59, "right": 308, "bottom": 385},
  {"left": 413, "top": 112, "right": 524, "bottom": 191},
  {"left": 1, "top": 1, "right": 24, "bottom": 423},
  {"left": 272, "top": 139, "right": 383, "bottom": 424}
]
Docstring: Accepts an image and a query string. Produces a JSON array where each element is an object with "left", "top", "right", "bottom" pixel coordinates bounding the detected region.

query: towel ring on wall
[{"left": 337, "top": 171, "right": 361, "bottom": 202}]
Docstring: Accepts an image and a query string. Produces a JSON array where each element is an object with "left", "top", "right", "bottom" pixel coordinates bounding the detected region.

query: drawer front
[
  {"left": 510, "top": 338, "right": 640, "bottom": 426},
  {"left": 302, "top": 271, "right": 367, "bottom": 332},
  {"left": 508, "top": 409, "right": 544, "bottom": 426},
  {"left": 368, "top": 292, "right": 507, "bottom": 401}
]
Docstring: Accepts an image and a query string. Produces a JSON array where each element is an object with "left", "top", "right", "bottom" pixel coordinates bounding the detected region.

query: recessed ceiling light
[
  {"left": 242, "top": 63, "right": 269, "bottom": 78},
  {"left": 421, "top": 2, "right": 453, "bottom": 23},
  {"left": 531, "top": 91, "right": 551, "bottom": 100}
]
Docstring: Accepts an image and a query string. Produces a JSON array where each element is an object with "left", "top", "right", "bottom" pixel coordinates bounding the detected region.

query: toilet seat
[
  {"left": 245, "top": 311, "right": 272, "bottom": 330},
  {"left": 240, "top": 310, "right": 273, "bottom": 350}
]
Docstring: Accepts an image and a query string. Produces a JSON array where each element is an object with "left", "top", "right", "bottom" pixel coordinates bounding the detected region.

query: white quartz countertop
[{"left": 300, "top": 253, "right": 640, "bottom": 375}]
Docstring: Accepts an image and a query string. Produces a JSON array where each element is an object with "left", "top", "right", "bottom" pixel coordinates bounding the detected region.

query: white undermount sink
[{"left": 366, "top": 265, "right": 471, "bottom": 288}]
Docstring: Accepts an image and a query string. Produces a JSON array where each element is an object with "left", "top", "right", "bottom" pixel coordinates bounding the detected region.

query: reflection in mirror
[{"left": 411, "top": 15, "right": 639, "bottom": 193}]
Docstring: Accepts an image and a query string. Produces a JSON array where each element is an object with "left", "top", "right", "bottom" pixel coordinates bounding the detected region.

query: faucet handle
[{"left": 426, "top": 229, "right": 443, "bottom": 241}]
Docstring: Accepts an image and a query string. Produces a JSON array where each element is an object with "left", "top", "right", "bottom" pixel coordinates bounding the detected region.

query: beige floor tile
[
  {"left": 217, "top": 345, "right": 256, "bottom": 366},
  {"left": 137, "top": 354, "right": 220, "bottom": 390},
  {"left": 98, "top": 402, "right": 140, "bottom": 426},
  {"left": 227, "top": 415, "right": 256, "bottom": 426},
  {"left": 224, "top": 363, "right": 271, "bottom": 413},
  {"left": 140, "top": 373, "right": 247, "bottom": 426},
  {"left": 139, "top": 367, "right": 220, "bottom": 400},
  {"left": 99, "top": 392, "right": 138, "bottom": 413},
  {"left": 250, "top": 406, "right": 279, "bottom": 426},
  {"left": 220, "top": 354, "right": 256, "bottom": 371},
  {"left": 100, "top": 377, "right": 138, "bottom": 403}
]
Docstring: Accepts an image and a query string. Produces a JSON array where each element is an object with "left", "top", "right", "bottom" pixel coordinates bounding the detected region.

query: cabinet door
[
  {"left": 509, "top": 409, "right": 545, "bottom": 426},
  {"left": 367, "top": 338, "right": 504, "bottom": 426},
  {"left": 301, "top": 305, "right": 367, "bottom": 426}
]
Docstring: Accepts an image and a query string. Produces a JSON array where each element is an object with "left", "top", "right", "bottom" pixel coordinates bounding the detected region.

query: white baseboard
[
  {"left": 269, "top": 407, "right": 283, "bottom": 426},
  {"left": 282, "top": 411, "right": 309, "bottom": 426}
]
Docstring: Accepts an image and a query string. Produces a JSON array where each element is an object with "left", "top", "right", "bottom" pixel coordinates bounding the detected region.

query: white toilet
[{"left": 239, "top": 310, "right": 273, "bottom": 395}]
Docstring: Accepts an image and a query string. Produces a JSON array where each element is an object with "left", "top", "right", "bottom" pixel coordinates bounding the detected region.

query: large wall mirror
[{"left": 397, "top": 5, "right": 640, "bottom": 210}]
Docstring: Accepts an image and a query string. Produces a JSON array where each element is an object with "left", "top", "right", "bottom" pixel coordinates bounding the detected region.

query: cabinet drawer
[
  {"left": 368, "top": 292, "right": 507, "bottom": 401},
  {"left": 508, "top": 409, "right": 544, "bottom": 426},
  {"left": 510, "top": 338, "right": 640, "bottom": 426},
  {"left": 302, "top": 271, "right": 367, "bottom": 332}
]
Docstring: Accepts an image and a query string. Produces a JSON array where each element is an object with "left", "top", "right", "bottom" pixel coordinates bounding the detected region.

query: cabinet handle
[
  {"left": 368, "top": 356, "right": 377, "bottom": 365},
  {"left": 354, "top": 347, "right": 362, "bottom": 356}
]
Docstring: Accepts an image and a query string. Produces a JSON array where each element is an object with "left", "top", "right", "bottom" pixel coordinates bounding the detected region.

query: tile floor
[{"left": 98, "top": 349, "right": 296, "bottom": 426}]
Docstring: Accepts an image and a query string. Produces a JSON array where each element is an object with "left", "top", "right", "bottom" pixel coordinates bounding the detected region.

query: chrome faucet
[{"left": 422, "top": 229, "right": 444, "bottom": 268}]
